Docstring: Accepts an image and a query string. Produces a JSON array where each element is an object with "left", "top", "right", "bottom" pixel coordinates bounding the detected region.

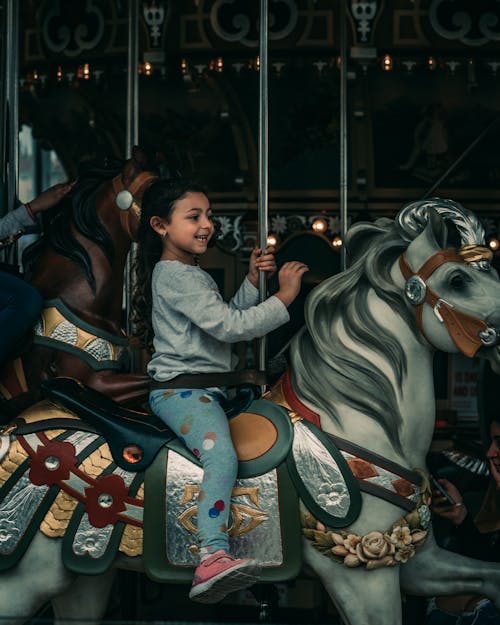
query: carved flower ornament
[{"left": 302, "top": 473, "right": 431, "bottom": 569}]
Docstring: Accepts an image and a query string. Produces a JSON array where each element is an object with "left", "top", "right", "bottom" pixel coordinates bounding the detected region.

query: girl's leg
[
  {"left": 150, "top": 388, "right": 237, "bottom": 555},
  {"left": 0, "top": 271, "right": 42, "bottom": 362}
]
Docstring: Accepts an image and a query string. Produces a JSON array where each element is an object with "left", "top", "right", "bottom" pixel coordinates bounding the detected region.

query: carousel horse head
[
  {"left": 24, "top": 146, "right": 159, "bottom": 294},
  {"left": 395, "top": 198, "right": 500, "bottom": 358},
  {"left": 290, "top": 197, "right": 500, "bottom": 453}
]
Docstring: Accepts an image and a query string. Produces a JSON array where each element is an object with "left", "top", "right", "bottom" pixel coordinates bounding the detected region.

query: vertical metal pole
[
  {"left": 125, "top": 0, "right": 140, "bottom": 370},
  {"left": 5, "top": 0, "right": 19, "bottom": 216},
  {"left": 257, "top": 0, "right": 269, "bottom": 372},
  {"left": 339, "top": 0, "right": 348, "bottom": 271},
  {"left": 126, "top": 0, "right": 139, "bottom": 155}
]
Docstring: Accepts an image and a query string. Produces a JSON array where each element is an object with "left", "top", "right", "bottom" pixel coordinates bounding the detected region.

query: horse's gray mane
[{"left": 289, "top": 197, "right": 483, "bottom": 452}]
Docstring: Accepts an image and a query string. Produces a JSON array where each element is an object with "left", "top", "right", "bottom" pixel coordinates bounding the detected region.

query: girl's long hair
[{"left": 132, "top": 178, "right": 206, "bottom": 351}]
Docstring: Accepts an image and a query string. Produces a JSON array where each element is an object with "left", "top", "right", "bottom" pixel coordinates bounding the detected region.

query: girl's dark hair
[{"left": 132, "top": 178, "right": 206, "bottom": 351}]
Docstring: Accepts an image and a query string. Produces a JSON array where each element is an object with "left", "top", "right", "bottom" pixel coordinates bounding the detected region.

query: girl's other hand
[
  {"left": 275, "top": 261, "right": 309, "bottom": 307},
  {"left": 247, "top": 246, "right": 277, "bottom": 287}
]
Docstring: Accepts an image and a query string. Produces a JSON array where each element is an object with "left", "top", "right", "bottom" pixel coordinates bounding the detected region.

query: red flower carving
[
  {"left": 84, "top": 473, "right": 128, "bottom": 528},
  {"left": 29, "top": 440, "right": 78, "bottom": 486}
]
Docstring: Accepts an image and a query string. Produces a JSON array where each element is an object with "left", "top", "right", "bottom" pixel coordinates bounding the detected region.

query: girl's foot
[{"left": 189, "top": 550, "right": 260, "bottom": 604}]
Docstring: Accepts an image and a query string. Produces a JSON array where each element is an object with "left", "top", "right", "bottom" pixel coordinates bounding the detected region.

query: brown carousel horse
[{"left": 0, "top": 147, "right": 158, "bottom": 412}]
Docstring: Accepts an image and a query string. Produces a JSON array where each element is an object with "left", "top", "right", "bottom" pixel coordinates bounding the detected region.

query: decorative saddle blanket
[
  {"left": 0, "top": 373, "right": 426, "bottom": 580},
  {"left": 0, "top": 397, "right": 303, "bottom": 582}
]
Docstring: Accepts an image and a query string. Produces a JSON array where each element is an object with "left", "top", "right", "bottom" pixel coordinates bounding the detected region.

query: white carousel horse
[{"left": 1, "top": 198, "right": 500, "bottom": 625}]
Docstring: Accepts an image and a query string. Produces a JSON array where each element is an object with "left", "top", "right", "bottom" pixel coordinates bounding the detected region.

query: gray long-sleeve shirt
[
  {"left": 147, "top": 260, "right": 290, "bottom": 381},
  {"left": 0, "top": 205, "right": 33, "bottom": 240}
]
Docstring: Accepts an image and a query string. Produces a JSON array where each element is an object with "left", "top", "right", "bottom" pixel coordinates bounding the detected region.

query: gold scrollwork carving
[{"left": 178, "top": 484, "right": 268, "bottom": 537}]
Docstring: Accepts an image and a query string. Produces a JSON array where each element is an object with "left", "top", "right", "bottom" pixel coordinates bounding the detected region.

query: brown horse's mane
[{"left": 23, "top": 158, "right": 123, "bottom": 293}]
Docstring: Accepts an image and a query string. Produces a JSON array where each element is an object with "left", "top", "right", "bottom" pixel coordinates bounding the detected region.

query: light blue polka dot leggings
[{"left": 149, "top": 388, "right": 237, "bottom": 559}]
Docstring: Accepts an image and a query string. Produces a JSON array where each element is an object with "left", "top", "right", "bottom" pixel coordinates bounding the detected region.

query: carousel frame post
[
  {"left": 125, "top": 0, "right": 140, "bottom": 369},
  {"left": 258, "top": 0, "right": 269, "bottom": 373}
]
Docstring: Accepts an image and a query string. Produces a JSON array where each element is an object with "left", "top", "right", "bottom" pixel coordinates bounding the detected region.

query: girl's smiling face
[{"left": 150, "top": 191, "right": 214, "bottom": 265}]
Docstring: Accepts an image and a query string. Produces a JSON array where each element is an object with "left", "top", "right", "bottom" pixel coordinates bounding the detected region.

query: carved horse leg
[
  {"left": 303, "top": 540, "right": 403, "bottom": 625},
  {"left": 400, "top": 532, "right": 500, "bottom": 610},
  {"left": 0, "top": 534, "right": 75, "bottom": 624},
  {"left": 52, "top": 569, "right": 116, "bottom": 625}
]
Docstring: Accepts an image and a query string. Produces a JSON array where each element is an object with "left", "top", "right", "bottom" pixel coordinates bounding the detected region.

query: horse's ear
[
  {"left": 131, "top": 145, "right": 150, "bottom": 168},
  {"left": 427, "top": 207, "right": 448, "bottom": 248},
  {"left": 405, "top": 207, "right": 448, "bottom": 270}
]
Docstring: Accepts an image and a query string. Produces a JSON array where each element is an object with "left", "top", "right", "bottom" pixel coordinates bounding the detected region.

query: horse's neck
[
  {"left": 32, "top": 231, "right": 130, "bottom": 335},
  {"left": 323, "top": 292, "right": 436, "bottom": 469}
]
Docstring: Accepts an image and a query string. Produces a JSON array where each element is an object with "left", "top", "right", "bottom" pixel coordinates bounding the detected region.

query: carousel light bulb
[
  {"left": 381, "top": 54, "right": 393, "bottom": 71},
  {"left": 312, "top": 218, "right": 328, "bottom": 233},
  {"left": 255, "top": 56, "right": 260, "bottom": 71},
  {"left": 181, "top": 58, "right": 188, "bottom": 74},
  {"left": 33, "top": 69, "right": 39, "bottom": 81},
  {"left": 216, "top": 57, "right": 223, "bottom": 72},
  {"left": 332, "top": 236, "right": 343, "bottom": 249},
  {"left": 83, "top": 63, "right": 90, "bottom": 80},
  {"left": 267, "top": 233, "right": 278, "bottom": 247},
  {"left": 428, "top": 56, "right": 438, "bottom": 71},
  {"left": 56, "top": 66, "right": 63, "bottom": 82},
  {"left": 489, "top": 237, "right": 500, "bottom": 251},
  {"left": 144, "top": 61, "right": 152, "bottom": 76}
]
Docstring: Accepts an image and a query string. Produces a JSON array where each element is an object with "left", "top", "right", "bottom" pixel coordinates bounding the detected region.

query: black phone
[{"left": 430, "top": 475, "right": 456, "bottom": 506}]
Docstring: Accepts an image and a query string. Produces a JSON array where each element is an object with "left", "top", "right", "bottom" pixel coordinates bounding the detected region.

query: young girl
[{"left": 135, "top": 178, "right": 307, "bottom": 604}]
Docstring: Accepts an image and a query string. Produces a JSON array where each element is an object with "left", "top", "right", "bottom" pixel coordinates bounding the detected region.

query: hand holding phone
[{"left": 430, "top": 474, "right": 456, "bottom": 506}]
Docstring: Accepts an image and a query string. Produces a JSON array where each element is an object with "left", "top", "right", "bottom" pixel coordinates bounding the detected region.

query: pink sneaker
[{"left": 189, "top": 550, "right": 260, "bottom": 604}]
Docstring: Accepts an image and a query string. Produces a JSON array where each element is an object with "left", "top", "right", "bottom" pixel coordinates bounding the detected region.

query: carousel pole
[
  {"left": 339, "top": 0, "right": 348, "bottom": 271},
  {"left": 257, "top": 0, "right": 269, "bottom": 373},
  {"left": 0, "top": 0, "right": 19, "bottom": 232},
  {"left": 125, "top": 0, "right": 140, "bottom": 371},
  {"left": 0, "top": 0, "right": 19, "bottom": 266},
  {"left": 126, "top": 0, "right": 140, "bottom": 157}
]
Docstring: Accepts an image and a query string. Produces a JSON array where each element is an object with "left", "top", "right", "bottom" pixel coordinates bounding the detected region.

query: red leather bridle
[
  {"left": 399, "top": 245, "right": 497, "bottom": 357},
  {"left": 112, "top": 172, "right": 159, "bottom": 241}
]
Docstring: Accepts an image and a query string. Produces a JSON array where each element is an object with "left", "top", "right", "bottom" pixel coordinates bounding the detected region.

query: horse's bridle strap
[
  {"left": 399, "top": 253, "right": 488, "bottom": 357},
  {"left": 112, "top": 172, "right": 159, "bottom": 241},
  {"left": 112, "top": 172, "right": 158, "bottom": 198},
  {"left": 404, "top": 249, "right": 463, "bottom": 281}
]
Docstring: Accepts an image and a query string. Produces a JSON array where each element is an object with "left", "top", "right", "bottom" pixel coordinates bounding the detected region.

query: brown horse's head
[{"left": 24, "top": 147, "right": 158, "bottom": 296}]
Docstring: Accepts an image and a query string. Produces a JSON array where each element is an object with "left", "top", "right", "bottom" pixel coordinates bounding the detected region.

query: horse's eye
[{"left": 450, "top": 272, "right": 467, "bottom": 290}]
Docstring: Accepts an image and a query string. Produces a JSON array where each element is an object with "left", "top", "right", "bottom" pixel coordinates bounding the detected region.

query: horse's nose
[{"left": 480, "top": 325, "right": 500, "bottom": 347}]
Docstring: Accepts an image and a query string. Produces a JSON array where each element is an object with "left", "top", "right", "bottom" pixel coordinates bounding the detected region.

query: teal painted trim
[
  {"left": 231, "top": 399, "right": 294, "bottom": 479},
  {"left": 44, "top": 298, "right": 129, "bottom": 345},
  {"left": 33, "top": 336, "right": 126, "bottom": 371},
  {"left": 286, "top": 420, "right": 362, "bottom": 528},
  {"left": 143, "top": 448, "right": 192, "bottom": 583},
  {"left": 259, "top": 462, "right": 302, "bottom": 582},
  {"left": 63, "top": 502, "right": 126, "bottom": 575},
  {"left": 62, "top": 456, "right": 124, "bottom": 575}
]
